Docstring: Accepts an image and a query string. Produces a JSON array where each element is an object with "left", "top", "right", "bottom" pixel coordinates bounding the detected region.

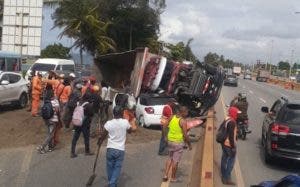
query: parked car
[
  {"left": 253, "top": 174, "right": 300, "bottom": 187},
  {"left": 136, "top": 94, "right": 176, "bottom": 127},
  {"left": 224, "top": 74, "right": 238, "bottom": 87},
  {"left": 0, "top": 71, "right": 28, "bottom": 108},
  {"left": 261, "top": 97, "right": 300, "bottom": 164}
]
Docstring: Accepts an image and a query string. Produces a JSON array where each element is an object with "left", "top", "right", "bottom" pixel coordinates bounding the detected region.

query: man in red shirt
[{"left": 158, "top": 102, "right": 175, "bottom": 155}]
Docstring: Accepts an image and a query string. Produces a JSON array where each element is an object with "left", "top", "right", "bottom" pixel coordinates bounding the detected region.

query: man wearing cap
[
  {"left": 31, "top": 71, "right": 43, "bottom": 117},
  {"left": 221, "top": 106, "right": 240, "bottom": 185}
]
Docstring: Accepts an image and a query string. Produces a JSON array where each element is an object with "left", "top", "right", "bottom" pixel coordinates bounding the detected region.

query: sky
[{"left": 159, "top": 0, "right": 300, "bottom": 65}]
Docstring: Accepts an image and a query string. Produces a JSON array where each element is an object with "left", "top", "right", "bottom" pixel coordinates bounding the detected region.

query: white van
[{"left": 25, "top": 58, "right": 75, "bottom": 80}]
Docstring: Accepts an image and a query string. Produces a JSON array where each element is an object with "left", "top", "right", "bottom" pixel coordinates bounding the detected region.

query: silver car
[{"left": 0, "top": 71, "right": 29, "bottom": 108}]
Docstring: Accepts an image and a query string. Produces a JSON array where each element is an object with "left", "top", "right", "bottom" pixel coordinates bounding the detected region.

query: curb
[{"left": 200, "top": 109, "right": 214, "bottom": 187}]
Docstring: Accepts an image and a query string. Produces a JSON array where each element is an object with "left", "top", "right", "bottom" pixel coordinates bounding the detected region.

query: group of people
[
  {"left": 27, "top": 70, "right": 110, "bottom": 156},
  {"left": 28, "top": 70, "right": 208, "bottom": 186},
  {"left": 29, "top": 70, "right": 139, "bottom": 187}
]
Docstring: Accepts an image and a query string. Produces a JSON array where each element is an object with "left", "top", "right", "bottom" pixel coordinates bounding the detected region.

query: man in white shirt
[{"left": 101, "top": 106, "right": 137, "bottom": 187}]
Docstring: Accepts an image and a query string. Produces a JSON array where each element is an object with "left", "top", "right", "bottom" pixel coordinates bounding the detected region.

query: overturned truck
[{"left": 94, "top": 47, "right": 224, "bottom": 116}]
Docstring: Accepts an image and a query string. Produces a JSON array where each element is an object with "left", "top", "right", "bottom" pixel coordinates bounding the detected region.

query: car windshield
[
  {"left": 142, "top": 97, "right": 175, "bottom": 106},
  {"left": 282, "top": 104, "right": 300, "bottom": 124},
  {"left": 32, "top": 63, "right": 56, "bottom": 71},
  {"left": 227, "top": 75, "right": 236, "bottom": 78}
]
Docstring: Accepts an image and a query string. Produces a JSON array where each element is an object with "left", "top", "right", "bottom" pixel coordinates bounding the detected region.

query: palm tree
[{"left": 52, "top": 0, "right": 115, "bottom": 64}]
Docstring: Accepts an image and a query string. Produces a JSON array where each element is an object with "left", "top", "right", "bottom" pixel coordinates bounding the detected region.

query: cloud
[{"left": 160, "top": 0, "right": 300, "bottom": 64}]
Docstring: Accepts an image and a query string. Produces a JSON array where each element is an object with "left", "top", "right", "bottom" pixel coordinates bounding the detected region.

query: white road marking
[
  {"left": 249, "top": 90, "right": 253, "bottom": 94},
  {"left": 242, "top": 86, "right": 246, "bottom": 89},
  {"left": 259, "top": 98, "right": 266, "bottom": 103},
  {"left": 221, "top": 95, "right": 245, "bottom": 187}
]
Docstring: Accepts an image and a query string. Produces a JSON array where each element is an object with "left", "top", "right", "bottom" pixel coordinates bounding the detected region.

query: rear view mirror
[
  {"left": 261, "top": 106, "right": 269, "bottom": 113},
  {"left": 1, "top": 80, "right": 9, "bottom": 85}
]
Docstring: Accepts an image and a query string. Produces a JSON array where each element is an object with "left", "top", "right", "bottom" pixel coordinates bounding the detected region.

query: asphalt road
[
  {"left": 216, "top": 77, "right": 300, "bottom": 186},
  {"left": 0, "top": 125, "right": 203, "bottom": 187}
]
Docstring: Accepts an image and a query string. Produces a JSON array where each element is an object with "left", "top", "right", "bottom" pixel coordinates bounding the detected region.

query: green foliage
[
  {"left": 52, "top": 0, "right": 116, "bottom": 57},
  {"left": 164, "top": 38, "right": 198, "bottom": 62},
  {"left": 97, "top": 0, "right": 165, "bottom": 51},
  {"left": 41, "top": 43, "right": 70, "bottom": 59},
  {"left": 278, "top": 61, "right": 290, "bottom": 70},
  {"left": 204, "top": 52, "right": 235, "bottom": 67}
]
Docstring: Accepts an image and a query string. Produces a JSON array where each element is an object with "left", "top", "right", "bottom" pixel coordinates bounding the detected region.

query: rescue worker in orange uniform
[
  {"left": 60, "top": 77, "right": 72, "bottom": 128},
  {"left": 31, "top": 72, "right": 43, "bottom": 117}
]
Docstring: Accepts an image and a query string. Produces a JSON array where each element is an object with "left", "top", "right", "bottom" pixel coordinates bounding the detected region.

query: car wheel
[
  {"left": 264, "top": 143, "right": 273, "bottom": 164},
  {"left": 18, "top": 93, "right": 28, "bottom": 108},
  {"left": 139, "top": 116, "right": 145, "bottom": 127}
]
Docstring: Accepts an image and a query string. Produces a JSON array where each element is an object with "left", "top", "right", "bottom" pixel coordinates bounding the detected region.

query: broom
[
  {"left": 86, "top": 111, "right": 107, "bottom": 186},
  {"left": 86, "top": 139, "right": 102, "bottom": 186}
]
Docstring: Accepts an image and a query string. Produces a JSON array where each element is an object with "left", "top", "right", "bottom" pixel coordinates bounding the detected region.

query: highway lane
[{"left": 220, "top": 77, "right": 300, "bottom": 186}]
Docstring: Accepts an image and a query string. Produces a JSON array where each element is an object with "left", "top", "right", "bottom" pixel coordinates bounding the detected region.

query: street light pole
[{"left": 289, "top": 49, "right": 294, "bottom": 77}]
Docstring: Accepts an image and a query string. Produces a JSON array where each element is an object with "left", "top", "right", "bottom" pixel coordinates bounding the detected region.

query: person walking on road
[
  {"left": 63, "top": 83, "right": 83, "bottom": 130},
  {"left": 162, "top": 105, "right": 192, "bottom": 182},
  {"left": 89, "top": 85, "right": 102, "bottom": 137},
  {"left": 221, "top": 106, "right": 240, "bottom": 185},
  {"left": 70, "top": 92, "right": 95, "bottom": 158},
  {"left": 158, "top": 102, "right": 175, "bottom": 156},
  {"left": 98, "top": 106, "right": 137, "bottom": 187},
  {"left": 37, "top": 90, "right": 60, "bottom": 154},
  {"left": 31, "top": 72, "right": 43, "bottom": 117}
]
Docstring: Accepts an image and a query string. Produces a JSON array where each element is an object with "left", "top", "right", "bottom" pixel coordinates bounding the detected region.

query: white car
[
  {"left": 0, "top": 71, "right": 29, "bottom": 108},
  {"left": 136, "top": 94, "right": 176, "bottom": 127}
]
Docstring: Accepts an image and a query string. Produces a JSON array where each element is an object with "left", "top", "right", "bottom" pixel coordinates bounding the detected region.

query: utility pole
[
  {"left": 289, "top": 49, "right": 294, "bottom": 77},
  {"left": 269, "top": 40, "right": 274, "bottom": 73}
]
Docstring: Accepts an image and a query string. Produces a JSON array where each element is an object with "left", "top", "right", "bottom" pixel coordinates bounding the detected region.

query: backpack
[
  {"left": 41, "top": 100, "right": 54, "bottom": 120},
  {"left": 67, "top": 92, "right": 80, "bottom": 109},
  {"left": 72, "top": 102, "right": 89, "bottom": 126},
  {"left": 216, "top": 119, "right": 231, "bottom": 143}
]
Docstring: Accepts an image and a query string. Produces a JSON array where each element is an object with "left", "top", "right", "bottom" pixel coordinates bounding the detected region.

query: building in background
[{"left": 1, "top": 0, "right": 43, "bottom": 56}]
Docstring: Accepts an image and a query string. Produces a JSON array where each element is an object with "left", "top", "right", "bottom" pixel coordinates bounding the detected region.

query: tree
[
  {"left": 97, "top": 0, "right": 165, "bottom": 51},
  {"left": 41, "top": 43, "right": 70, "bottom": 59},
  {"left": 204, "top": 52, "right": 234, "bottom": 67},
  {"left": 184, "top": 38, "right": 198, "bottom": 62},
  {"left": 278, "top": 61, "right": 290, "bottom": 70},
  {"left": 52, "top": 0, "right": 116, "bottom": 64}
]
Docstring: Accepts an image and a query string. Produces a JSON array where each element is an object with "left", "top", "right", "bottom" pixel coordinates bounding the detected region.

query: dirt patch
[{"left": 0, "top": 106, "right": 161, "bottom": 150}]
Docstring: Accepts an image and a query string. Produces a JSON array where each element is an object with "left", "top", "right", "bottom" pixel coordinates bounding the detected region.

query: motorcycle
[{"left": 237, "top": 119, "right": 249, "bottom": 140}]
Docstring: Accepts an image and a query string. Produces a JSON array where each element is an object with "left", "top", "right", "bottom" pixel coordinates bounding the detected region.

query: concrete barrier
[{"left": 200, "top": 109, "right": 214, "bottom": 187}]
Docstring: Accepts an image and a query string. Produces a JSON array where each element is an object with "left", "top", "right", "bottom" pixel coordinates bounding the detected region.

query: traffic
[{"left": 219, "top": 76, "right": 300, "bottom": 187}]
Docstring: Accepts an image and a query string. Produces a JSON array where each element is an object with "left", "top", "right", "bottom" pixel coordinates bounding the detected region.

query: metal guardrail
[{"left": 200, "top": 109, "right": 214, "bottom": 187}]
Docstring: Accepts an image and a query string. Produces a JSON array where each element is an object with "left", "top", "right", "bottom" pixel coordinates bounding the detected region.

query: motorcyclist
[{"left": 230, "top": 93, "right": 251, "bottom": 133}]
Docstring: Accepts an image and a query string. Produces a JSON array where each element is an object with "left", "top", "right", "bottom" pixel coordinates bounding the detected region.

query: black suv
[{"left": 261, "top": 97, "right": 300, "bottom": 164}]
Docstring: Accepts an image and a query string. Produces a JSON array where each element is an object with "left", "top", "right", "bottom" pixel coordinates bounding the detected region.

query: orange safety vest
[
  {"left": 32, "top": 76, "right": 42, "bottom": 95},
  {"left": 59, "top": 85, "right": 72, "bottom": 104}
]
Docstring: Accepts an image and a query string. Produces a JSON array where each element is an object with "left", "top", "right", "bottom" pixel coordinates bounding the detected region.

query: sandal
[
  {"left": 170, "top": 178, "right": 182, "bottom": 183},
  {"left": 162, "top": 176, "right": 168, "bottom": 182}
]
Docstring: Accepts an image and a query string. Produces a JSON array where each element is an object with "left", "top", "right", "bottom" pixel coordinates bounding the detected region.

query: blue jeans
[
  {"left": 106, "top": 148, "right": 125, "bottom": 187},
  {"left": 221, "top": 145, "right": 236, "bottom": 181},
  {"left": 158, "top": 127, "right": 168, "bottom": 154}
]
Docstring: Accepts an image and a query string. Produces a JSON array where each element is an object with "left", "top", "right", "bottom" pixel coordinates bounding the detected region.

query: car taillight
[
  {"left": 145, "top": 107, "right": 154, "bottom": 114},
  {"left": 271, "top": 123, "right": 290, "bottom": 136}
]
